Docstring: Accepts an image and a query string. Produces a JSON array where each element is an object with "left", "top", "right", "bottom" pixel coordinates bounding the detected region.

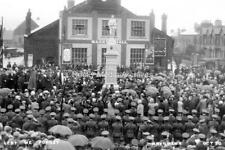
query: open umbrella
[
  {"left": 153, "top": 76, "right": 165, "bottom": 81},
  {"left": 216, "top": 146, "right": 225, "bottom": 150},
  {"left": 145, "top": 86, "right": 159, "bottom": 96},
  {"left": 197, "top": 85, "right": 213, "bottom": 91},
  {"left": 158, "top": 73, "right": 167, "bottom": 78},
  {"left": 91, "top": 136, "right": 115, "bottom": 150},
  {"left": 121, "top": 89, "right": 137, "bottom": 97},
  {"left": 214, "top": 70, "right": 221, "bottom": 76},
  {"left": 161, "top": 86, "right": 172, "bottom": 98},
  {"left": 176, "top": 74, "right": 184, "bottom": 80},
  {"left": 208, "top": 79, "right": 218, "bottom": 85},
  {"left": 68, "top": 134, "right": 89, "bottom": 147},
  {"left": 49, "top": 125, "right": 73, "bottom": 136},
  {"left": 45, "top": 139, "right": 75, "bottom": 150},
  {"left": 0, "top": 88, "right": 11, "bottom": 96}
]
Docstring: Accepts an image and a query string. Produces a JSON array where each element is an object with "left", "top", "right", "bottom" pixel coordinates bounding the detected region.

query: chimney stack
[
  {"left": 25, "top": 9, "right": 31, "bottom": 35},
  {"left": 161, "top": 13, "right": 167, "bottom": 34},
  {"left": 149, "top": 10, "right": 155, "bottom": 44},
  {"left": 150, "top": 10, "right": 155, "bottom": 30},
  {"left": 67, "top": 0, "right": 75, "bottom": 9}
]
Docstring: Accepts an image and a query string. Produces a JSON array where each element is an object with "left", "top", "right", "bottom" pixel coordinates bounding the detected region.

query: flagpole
[{"left": 0, "top": 17, "right": 3, "bottom": 68}]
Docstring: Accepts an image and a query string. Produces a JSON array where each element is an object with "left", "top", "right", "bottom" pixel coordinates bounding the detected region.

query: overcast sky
[{"left": 1, "top": 0, "right": 225, "bottom": 34}]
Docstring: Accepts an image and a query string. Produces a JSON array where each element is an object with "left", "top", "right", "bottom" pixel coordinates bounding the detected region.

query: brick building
[
  {"left": 24, "top": 0, "right": 174, "bottom": 69},
  {"left": 198, "top": 20, "right": 225, "bottom": 69}
]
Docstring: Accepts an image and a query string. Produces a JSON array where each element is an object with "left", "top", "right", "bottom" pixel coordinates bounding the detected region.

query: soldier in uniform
[
  {"left": 135, "top": 112, "right": 142, "bottom": 127},
  {"left": 9, "top": 109, "right": 23, "bottom": 129},
  {"left": 181, "top": 133, "right": 189, "bottom": 148},
  {"left": 36, "top": 109, "right": 48, "bottom": 133},
  {"left": 187, "top": 128, "right": 200, "bottom": 145},
  {"left": 219, "top": 133, "right": 225, "bottom": 147},
  {"left": 162, "top": 116, "right": 172, "bottom": 133},
  {"left": 157, "top": 109, "right": 164, "bottom": 134},
  {"left": 46, "top": 112, "right": 58, "bottom": 130},
  {"left": 93, "top": 107, "right": 100, "bottom": 122},
  {"left": 67, "top": 118, "right": 80, "bottom": 134},
  {"left": 62, "top": 113, "right": 70, "bottom": 126},
  {"left": 137, "top": 117, "right": 150, "bottom": 139},
  {"left": 98, "top": 114, "right": 109, "bottom": 133},
  {"left": 85, "top": 114, "right": 97, "bottom": 138},
  {"left": 112, "top": 116, "right": 123, "bottom": 143},
  {"left": 182, "top": 110, "right": 188, "bottom": 124},
  {"left": 43, "top": 106, "right": 51, "bottom": 120},
  {"left": 200, "top": 109, "right": 210, "bottom": 122},
  {"left": 185, "top": 115, "right": 196, "bottom": 134},
  {"left": 191, "top": 109, "right": 199, "bottom": 124},
  {"left": 76, "top": 113, "right": 85, "bottom": 134},
  {"left": 70, "top": 107, "right": 77, "bottom": 120},
  {"left": 123, "top": 110, "right": 130, "bottom": 126},
  {"left": 0, "top": 108, "right": 8, "bottom": 126},
  {"left": 82, "top": 108, "right": 90, "bottom": 122},
  {"left": 168, "top": 108, "right": 176, "bottom": 124},
  {"left": 208, "top": 128, "right": 218, "bottom": 147},
  {"left": 151, "top": 116, "right": 160, "bottom": 142},
  {"left": 208, "top": 114, "right": 219, "bottom": 130},
  {"left": 124, "top": 117, "right": 137, "bottom": 144},
  {"left": 173, "top": 116, "right": 184, "bottom": 141},
  {"left": 6, "top": 104, "right": 15, "bottom": 120},
  {"left": 22, "top": 114, "right": 40, "bottom": 131},
  {"left": 219, "top": 115, "right": 225, "bottom": 132},
  {"left": 195, "top": 134, "right": 207, "bottom": 150},
  {"left": 19, "top": 106, "right": 26, "bottom": 118},
  {"left": 198, "top": 119, "right": 209, "bottom": 136},
  {"left": 130, "top": 102, "right": 137, "bottom": 117}
]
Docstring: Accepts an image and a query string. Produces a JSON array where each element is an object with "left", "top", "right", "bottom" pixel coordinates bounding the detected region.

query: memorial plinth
[{"left": 103, "top": 46, "right": 119, "bottom": 90}]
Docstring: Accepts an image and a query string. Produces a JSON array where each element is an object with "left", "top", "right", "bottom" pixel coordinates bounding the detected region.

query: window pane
[
  {"left": 72, "top": 19, "right": 88, "bottom": 36},
  {"left": 130, "top": 48, "right": 145, "bottom": 66},
  {"left": 72, "top": 48, "right": 88, "bottom": 65},
  {"left": 131, "top": 21, "right": 145, "bottom": 37}
]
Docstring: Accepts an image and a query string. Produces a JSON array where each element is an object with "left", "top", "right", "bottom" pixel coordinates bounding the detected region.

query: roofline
[{"left": 26, "top": 19, "right": 59, "bottom": 38}]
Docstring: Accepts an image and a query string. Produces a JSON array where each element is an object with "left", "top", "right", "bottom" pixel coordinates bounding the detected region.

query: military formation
[{"left": 0, "top": 64, "right": 225, "bottom": 149}]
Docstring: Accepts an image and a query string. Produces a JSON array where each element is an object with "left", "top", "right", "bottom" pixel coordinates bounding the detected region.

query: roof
[
  {"left": 66, "top": 0, "right": 136, "bottom": 17},
  {"left": 13, "top": 19, "right": 39, "bottom": 35},
  {"left": 180, "top": 29, "right": 198, "bottom": 35},
  {"left": 152, "top": 27, "right": 174, "bottom": 42},
  {"left": 27, "top": 20, "right": 59, "bottom": 37}
]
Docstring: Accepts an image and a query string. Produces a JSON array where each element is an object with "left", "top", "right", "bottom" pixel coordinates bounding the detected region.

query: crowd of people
[{"left": 0, "top": 63, "right": 225, "bottom": 149}]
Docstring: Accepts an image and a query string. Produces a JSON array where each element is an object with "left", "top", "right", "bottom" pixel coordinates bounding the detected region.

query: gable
[
  {"left": 13, "top": 19, "right": 39, "bottom": 35},
  {"left": 27, "top": 20, "right": 59, "bottom": 38}
]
